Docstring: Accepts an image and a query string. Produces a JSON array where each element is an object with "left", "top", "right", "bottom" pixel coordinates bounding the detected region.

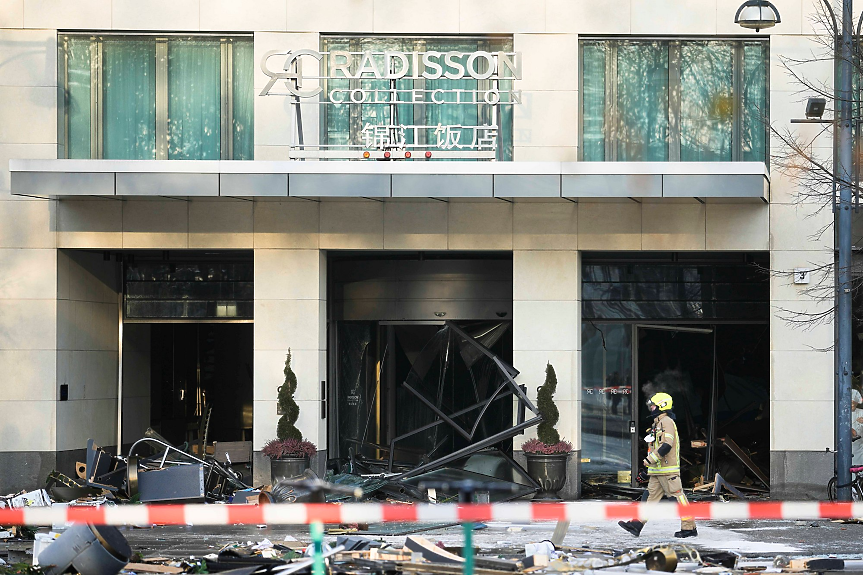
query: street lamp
[{"left": 734, "top": 0, "right": 781, "bottom": 31}]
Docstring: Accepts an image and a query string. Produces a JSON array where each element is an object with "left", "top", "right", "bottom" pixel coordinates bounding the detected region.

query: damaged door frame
[{"left": 632, "top": 324, "right": 715, "bottom": 487}]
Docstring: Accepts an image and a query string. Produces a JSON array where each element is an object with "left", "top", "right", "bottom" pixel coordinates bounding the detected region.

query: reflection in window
[
  {"left": 320, "top": 36, "right": 514, "bottom": 161},
  {"left": 680, "top": 42, "right": 733, "bottom": 161},
  {"left": 124, "top": 261, "right": 253, "bottom": 319},
  {"left": 581, "top": 323, "right": 632, "bottom": 478},
  {"left": 102, "top": 39, "right": 156, "bottom": 160},
  {"left": 581, "top": 259, "right": 769, "bottom": 321},
  {"left": 616, "top": 42, "right": 668, "bottom": 161},
  {"left": 58, "top": 35, "right": 254, "bottom": 160},
  {"left": 580, "top": 39, "right": 768, "bottom": 163}
]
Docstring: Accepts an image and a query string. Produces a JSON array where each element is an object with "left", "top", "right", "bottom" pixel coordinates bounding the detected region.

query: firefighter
[{"left": 618, "top": 392, "right": 697, "bottom": 538}]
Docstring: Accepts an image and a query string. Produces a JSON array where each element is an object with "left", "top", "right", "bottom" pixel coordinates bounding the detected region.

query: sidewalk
[{"left": 110, "top": 518, "right": 863, "bottom": 561}]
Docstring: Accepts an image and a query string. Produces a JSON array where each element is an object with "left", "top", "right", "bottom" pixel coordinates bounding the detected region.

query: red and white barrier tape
[{"left": 1, "top": 501, "right": 862, "bottom": 526}]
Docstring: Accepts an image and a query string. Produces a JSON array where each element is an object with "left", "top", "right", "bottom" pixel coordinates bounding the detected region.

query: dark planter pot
[
  {"left": 270, "top": 456, "right": 310, "bottom": 484},
  {"left": 525, "top": 452, "right": 570, "bottom": 500}
]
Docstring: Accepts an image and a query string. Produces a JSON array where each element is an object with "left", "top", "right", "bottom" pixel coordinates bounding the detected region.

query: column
[
  {"left": 253, "top": 249, "right": 327, "bottom": 484},
  {"left": 512, "top": 249, "right": 581, "bottom": 499}
]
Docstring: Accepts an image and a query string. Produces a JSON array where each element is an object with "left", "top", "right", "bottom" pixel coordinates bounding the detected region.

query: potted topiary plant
[
  {"left": 522, "top": 362, "right": 573, "bottom": 500},
  {"left": 264, "top": 349, "right": 317, "bottom": 483}
]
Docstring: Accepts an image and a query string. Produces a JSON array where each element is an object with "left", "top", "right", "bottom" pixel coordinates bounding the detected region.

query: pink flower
[
  {"left": 262, "top": 438, "right": 317, "bottom": 459},
  {"left": 521, "top": 438, "right": 573, "bottom": 455}
]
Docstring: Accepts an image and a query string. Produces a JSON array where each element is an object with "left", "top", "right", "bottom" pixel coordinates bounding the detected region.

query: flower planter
[
  {"left": 271, "top": 456, "right": 310, "bottom": 484},
  {"left": 525, "top": 452, "right": 570, "bottom": 500}
]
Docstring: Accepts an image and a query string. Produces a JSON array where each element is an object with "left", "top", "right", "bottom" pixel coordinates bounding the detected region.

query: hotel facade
[{"left": 0, "top": 0, "right": 838, "bottom": 499}]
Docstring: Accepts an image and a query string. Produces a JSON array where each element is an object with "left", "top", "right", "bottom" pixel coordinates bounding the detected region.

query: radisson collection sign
[{"left": 259, "top": 48, "right": 522, "bottom": 157}]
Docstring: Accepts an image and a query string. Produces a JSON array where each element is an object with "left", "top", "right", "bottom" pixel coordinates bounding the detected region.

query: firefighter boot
[
  {"left": 674, "top": 528, "right": 698, "bottom": 538},
  {"left": 618, "top": 520, "right": 644, "bottom": 537}
]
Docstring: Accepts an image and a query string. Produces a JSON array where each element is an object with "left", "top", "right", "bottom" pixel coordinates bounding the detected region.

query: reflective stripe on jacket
[{"left": 646, "top": 412, "right": 680, "bottom": 475}]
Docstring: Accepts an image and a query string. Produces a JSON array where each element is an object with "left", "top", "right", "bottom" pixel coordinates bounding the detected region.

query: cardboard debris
[{"left": 0, "top": 489, "right": 52, "bottom": 509}]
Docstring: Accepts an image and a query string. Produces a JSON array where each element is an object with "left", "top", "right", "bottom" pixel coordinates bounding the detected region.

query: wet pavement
[{"left": 106, "top": 518, "right": 863, "bottom": 561}]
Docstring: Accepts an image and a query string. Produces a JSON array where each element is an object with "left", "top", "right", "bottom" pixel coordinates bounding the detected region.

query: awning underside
[{"left": 10, "top": 160, "right": 769, "bottom": 201}]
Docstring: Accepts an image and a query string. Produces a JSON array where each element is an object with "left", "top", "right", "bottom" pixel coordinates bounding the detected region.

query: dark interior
[
  {"left": 149, "top": 323, "right": 254, "bottom": 447},
  {"left": 636, "top": 324, "right": 770, "bottom": 485}
]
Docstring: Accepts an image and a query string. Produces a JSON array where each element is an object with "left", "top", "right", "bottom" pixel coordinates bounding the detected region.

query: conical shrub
[
  {"left": 536, "top": 362, "right": 560, "bottom": 445},
  {"left": 277, "top": 349, "right": 302, "bottom": 441}
]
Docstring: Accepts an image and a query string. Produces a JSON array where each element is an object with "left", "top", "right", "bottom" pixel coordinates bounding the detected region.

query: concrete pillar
[
  {"left": 253, "top": 248, "right": 327, "bottom": 484},
  {"left": 513, "top": 248, "right": 581, "bottom": 499}
]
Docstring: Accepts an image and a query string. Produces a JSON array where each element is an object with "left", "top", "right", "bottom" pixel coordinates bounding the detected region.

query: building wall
[
  {"left": 0, "top": 0, "right": 840, "bottom": 497},
  {"left": 56, "top": 250, "right": 120, "bottom": 478},
  {"left": 0, "top": 25, "right": 58, "bottom": 493}
]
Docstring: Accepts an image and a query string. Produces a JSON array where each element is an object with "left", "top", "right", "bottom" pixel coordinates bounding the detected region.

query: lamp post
[
  {"left": 835, "top": 0, "right": 855, "bottom": 504},
  {"left": 745, "top": 0, "right": 854, "bottom": 500}
]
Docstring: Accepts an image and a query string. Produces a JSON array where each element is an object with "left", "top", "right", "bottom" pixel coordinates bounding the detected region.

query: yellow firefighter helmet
[{"left": 647, "top": 392, "right": 673, "bottom": 412}]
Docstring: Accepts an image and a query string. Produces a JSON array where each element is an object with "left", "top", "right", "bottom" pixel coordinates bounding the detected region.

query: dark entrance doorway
[
  {"left": 634, "top": 326, "right": 714, "bottom": 484},
  {"left": 148, "top": 323, "right": 253, "bottom": 448},
  {"left": 635, "top": 324, "right": 769, "bottom": 486},
  {"left": 327, "top": 252, "right": 523, "bottom": 480},
  {"left": 581, "top": 252, "right": 770, "bottom": 490},
  {"left": 119, "top": 250, "right": 254, "bottom": 452},
  {"left": 332, "top": 320, "right": 514, "bottom": 469}
]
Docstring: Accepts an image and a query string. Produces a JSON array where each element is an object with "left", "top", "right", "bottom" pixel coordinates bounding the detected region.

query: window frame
[
  {"left": 577, "top": 37, "right": 770, "bottom": 163},
  {"left": 319, "top": 35, "right": 515, "bottom": 161},
  {"left": 58, "top": 32, "right": 252, "bottom": 160}
]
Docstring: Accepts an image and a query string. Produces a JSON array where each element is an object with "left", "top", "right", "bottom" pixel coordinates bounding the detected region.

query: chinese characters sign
[{"left": 259, "top": 47, "right": 521, "bottom": 157}]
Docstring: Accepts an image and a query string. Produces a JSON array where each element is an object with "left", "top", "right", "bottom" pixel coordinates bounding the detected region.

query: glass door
[
  {"left": 581, "top": 323, "right": 634, "bottom": 483},
  {"left": 634, "top": 325, "right": 714, "bottom": 485}
]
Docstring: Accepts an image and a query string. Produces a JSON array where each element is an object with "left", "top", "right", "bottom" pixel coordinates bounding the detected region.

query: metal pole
[
  {"left": 836, "top": 0, "right": 854, "bottom": 501},
  {"left": 116, "top": 261, "right": 124, "bottom": 456}
]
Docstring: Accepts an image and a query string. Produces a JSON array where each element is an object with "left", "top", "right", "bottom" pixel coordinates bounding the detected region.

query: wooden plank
[
  {"left": 399, "top": 562, "right": 516, "bottom": 575},
  {"left": 404, "top": 536, "right": 464, "bottom": 564},
  {"left": 124, "top": 562, "right": 184, "bottom": 573},
  {"left": 551, "top": 520, "right": 570, "bottom": 547},
  {"left": 693, "top": 482, "right": 716, "bottom": 492},
  {"left": 720, "top": 436, "right": 769, "bottom": 487}
]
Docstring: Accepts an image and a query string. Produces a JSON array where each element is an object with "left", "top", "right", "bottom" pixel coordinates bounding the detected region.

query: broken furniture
[
  {"left": 85, "top": 440, "right": 126, "bottom": 492},
  {"left": 137, "top": 464, "right": 207, "bottom": 504},
  {"left": 127, "top": 432, "right": 249, "bottom": 501},
  {"left": 214, "top": 440, "right": 253, "bottom": 484},
  {"left": 79, "top": 428, "right": 250, "bottom": 504}
]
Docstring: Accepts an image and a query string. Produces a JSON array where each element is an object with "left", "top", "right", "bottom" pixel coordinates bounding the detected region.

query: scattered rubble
[{"left": 0, "top": 428, "right": 840, "bottom": 575}]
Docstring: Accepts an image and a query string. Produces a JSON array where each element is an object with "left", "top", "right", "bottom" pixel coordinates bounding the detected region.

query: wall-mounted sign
[
  {"left": 259, "top": 48, "right": 522, "bottom": 159},
  {"left": 260, "top": 49, "right": 522, "bottom": 99}
]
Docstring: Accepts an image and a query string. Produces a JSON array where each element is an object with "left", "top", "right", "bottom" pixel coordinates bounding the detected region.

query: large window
[
  {"left": 581, "top": 253, "right": 769, "bottom": 322},
  {"left": 580, "top": 39, "right": 768, "bottom": 163},
  {"left": 58, "top": 34, "right": 254, "bottom": 160},
  {"left": 124, "top": 257, "right": 253, "bottom": 320},
  {"left": 320, "top": 36, "right": 514, "bottom": 161}
]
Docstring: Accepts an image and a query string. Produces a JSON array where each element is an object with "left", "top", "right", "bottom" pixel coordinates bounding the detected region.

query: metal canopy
[{"left": 10, "top": 159, "right": 769, "bottom": 201}]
